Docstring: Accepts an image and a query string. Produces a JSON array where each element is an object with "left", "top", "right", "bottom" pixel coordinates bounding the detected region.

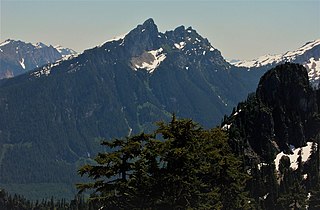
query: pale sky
[{"left": 1, "top": 0, "right": 319, "bottom": 60}]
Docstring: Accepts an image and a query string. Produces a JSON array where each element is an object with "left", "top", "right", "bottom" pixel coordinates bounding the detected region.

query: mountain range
[
  {"left": 232, "top": 39, "right": 320, "bottom": 87},
  {"left": 0, "top": 39, "right": 77, "bottom": 79},
  {"left": 0, "top": 18, "right": 254, "bottom": 199},
  {"left": 0, "top": 18, "right": 319, "bottom": 201}
]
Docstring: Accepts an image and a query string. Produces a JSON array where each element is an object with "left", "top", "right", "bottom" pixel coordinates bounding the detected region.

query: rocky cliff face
[
  {"left": 257, "top": 64, "right": 318, "bottom": 147},
  {"left": 222, "top": 63, "right": 320, "bottom": 209},
  {"left": 223, "top": 63, "right": 320, "bottom": 161}
]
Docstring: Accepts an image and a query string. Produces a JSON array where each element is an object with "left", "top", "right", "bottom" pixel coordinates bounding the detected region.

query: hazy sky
[{"left": 1, "top": 0, "right": 319, "bottom": 60}]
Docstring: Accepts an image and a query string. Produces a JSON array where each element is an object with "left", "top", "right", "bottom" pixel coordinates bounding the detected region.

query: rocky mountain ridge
[
  {"left": 232, "top": 39, "right": 320, "bottom": 87},
  {"left": 0, "top": 39, "right": 77, "bottom": 79}
]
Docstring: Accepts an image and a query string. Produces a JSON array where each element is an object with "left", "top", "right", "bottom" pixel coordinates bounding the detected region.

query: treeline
[{"left": 0, "top": 189, "right": 96, "bottom": 210}]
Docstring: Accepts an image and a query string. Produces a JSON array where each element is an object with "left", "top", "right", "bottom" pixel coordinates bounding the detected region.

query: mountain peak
[
  {"left": 115, "top": 18, "right": 159, "bottom": 56},
  {"left": 139, "top": 18, "right": 159, "bottom": 35},
  {"left": 174, "top": 25, "right": 186, "bottom": 33},
  {"left": 91, "top": 19, "right": 227, "bottom": 73},
  {"left": 142, "top": 18, "right": 156, "bottom": 27},
  {"left": 257, "top": 63, "right": 311, "bottom": 104}
]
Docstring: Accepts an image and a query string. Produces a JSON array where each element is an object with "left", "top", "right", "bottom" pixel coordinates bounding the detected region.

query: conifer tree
[{"left": 77, "top": 116, "right": 252, "bottom": 209}]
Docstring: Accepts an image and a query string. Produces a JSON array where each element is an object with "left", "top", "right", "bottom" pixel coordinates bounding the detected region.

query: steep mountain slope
[
  {"left": 224, "top": 63, "right": 319, "bottom": 158},
  {"left": 222, "top": 63, "right": 320, "bottom": 208},
  {"left": 0, "top": 39, "right": 77, "bottom": 79},
  {"left": 233, "top": 39, "right": 320, "bottom": 87},
  {"left": 0, "top": 19, "right": 252, "bottom": 199}
]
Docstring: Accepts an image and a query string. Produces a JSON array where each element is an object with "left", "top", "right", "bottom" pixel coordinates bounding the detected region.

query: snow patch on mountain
[
  {"left": 274, "top": 142, "right": 315, "bottom": 171},
  {"left": 234, "top": 54, "right": 283, "bottom": 68},
  {"left": 305, "top": 57, "right": 320, "bottom": 84},
  {"left": 31, "top": 65, "right": 52, "bottom": 78},
  {"left": 131, "top": 48, "right": 166, "bottom": 73},
  {"left": 31, "top": 53, "right": 79, "bottom": 78},
  {"left": 106, "top": 33, "right": 128, "bottom": 43},
  {"left": 19, "top": 58, "right": 25, "bottom": 69},
  {"left": 98, "top": 32, "right": 129, "bottom": 48},
  {"left": 31, "top": 61, "right": 60, "bottom": 78},
  {"left": 0, "top": 39, "right": 12, "bottom": 47},
  {"left": 218, "top": 95, "right": 228, "bottom": 106},
  {"left": 221, "top": 123, "right": 232, "bottom": 131},
  {"left": 174, "top": 42, "right": 186, "bottom": 50}
]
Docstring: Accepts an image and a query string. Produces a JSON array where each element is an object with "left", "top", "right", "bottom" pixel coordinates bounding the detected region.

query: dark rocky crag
[
  {"left": 224, "top": 63, "right": 320, "bottom": 161},
  {"left": 222, "top": 63, "right": 320, "bottom": 208}
]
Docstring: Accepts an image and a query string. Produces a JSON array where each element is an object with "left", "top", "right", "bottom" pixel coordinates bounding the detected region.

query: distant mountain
[
  {"left": 0, "top": 19, "right": 253, "bottom": 199},
  {"left": 54, "top": 45, "right": 78, "bottom": 58},
  {"left": 227, "top": 58, "right": 241, "bottom": 64},
  {"left": 12, "top": 18, "right": 252, "bottom": 128},
  {"left": 233, "top": 39, "right": 320, "bottom": 87},
  {"left": 0, "top": 39, "right": 77, "bottom": 79}
]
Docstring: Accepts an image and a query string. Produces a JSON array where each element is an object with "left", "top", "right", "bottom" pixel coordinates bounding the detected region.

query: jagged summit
[
  {"left": 103, "top": 18, "right": 158, "bottom": 43},
  {"left": 40, "top": 18, "right": 228, "bottom": 77},
  {"left": 128, "top": 18, "right": 159, "bottom": 39},
  {"left": 100, "top": 18, "right": 216, "bottom": 52},
  {"left": 141, "top": 18, "right": 157, "bottom": 29}
]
